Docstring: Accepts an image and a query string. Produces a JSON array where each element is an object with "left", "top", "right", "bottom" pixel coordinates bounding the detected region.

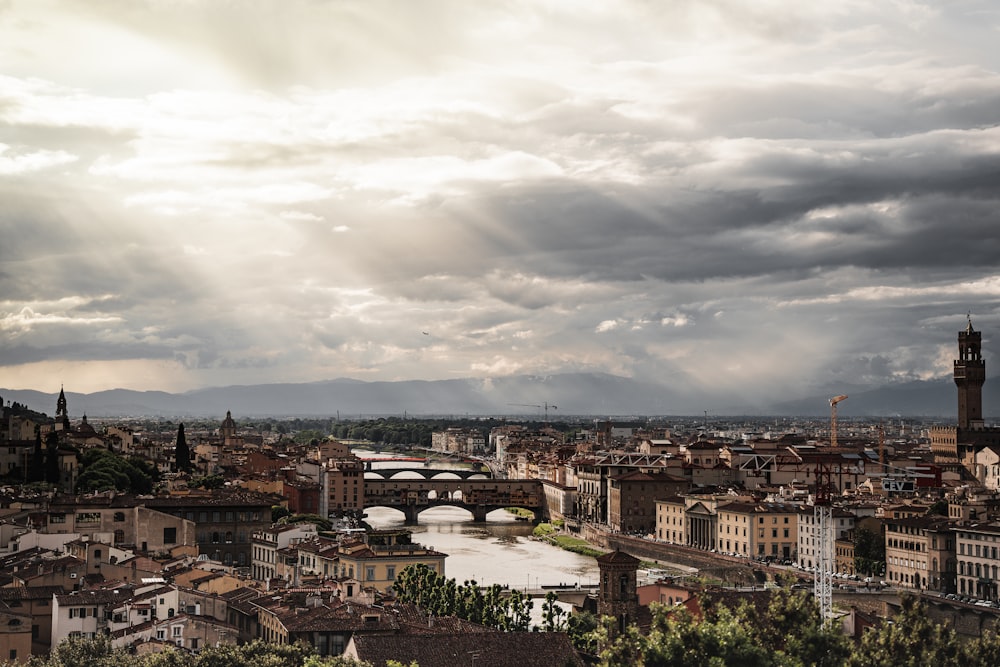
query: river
[{"left": 358, "top": 451, "right": 601, "bottom": 589}]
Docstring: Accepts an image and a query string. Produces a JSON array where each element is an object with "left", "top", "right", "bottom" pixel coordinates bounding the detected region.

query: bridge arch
[
  {"left": 363, "top": 467, "right": 492, "bottom": 480},
  {"left": 364, "top": 478, "right": 544, "bottom": 525}
]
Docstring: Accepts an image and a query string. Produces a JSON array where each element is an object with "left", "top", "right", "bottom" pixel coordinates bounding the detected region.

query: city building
[
  {"left": 596, "top": 550, "right": 641, "bottom": 635},
  {"left": 145, "top": 491, "right": 276, "bottom": 568},
  {"left": 251, "top": 523, "right": 318, "bottom": 582},
  {"left": 607, "top": 471, "right": 688, "bottom": 534},
  {"left": 797, "top": 508, "right": 854, "bottom": 570},
  {"left": 931, "top": 318, "right": 1000, "bottom": 473},
  {"left": 884, "top": 515, "right": 954, "bottom": 592},
  {"left": 955, "top": 522, "right": 1000, "bottom": 601}
]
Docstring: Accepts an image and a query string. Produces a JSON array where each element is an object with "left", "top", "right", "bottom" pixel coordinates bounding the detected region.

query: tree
[
  {"left": 393, "top": 564, "right": 532, "bottom": 632},
  {"left": 45, "top": 431, "right": 61, "bottom": 485},
  {"left": 2, "top": 636, "right": 374, "bottom": 667},
  {"left": 540, "top": 590, "right": 568, "bottom": 632},
  {"left": 191, "top": 474, "right": 226, "bottom": 489},
  {"left": 74, "top": 449, "right": 155, "bottom": 494},
  {"left": 846, "top": 595, "right": 963, "bottom": 667},
  {"left": 854, "top": 527, "right": 886, "bottom": 576},
  {"left": 567, "top": 610, "right": 600, "bottom": 653},
  {"left": 175, "top": 422, "right": 191, "bottom": 472},
  {"left": 591, "top": 586, "right": 849, "bottom": 667},
  {"left": 29, "top": 424, "right": 45, "bottom": 483}
]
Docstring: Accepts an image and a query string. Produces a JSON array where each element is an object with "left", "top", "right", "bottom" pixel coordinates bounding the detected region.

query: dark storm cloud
[{"left": 3, "top": 0, "right": 1000, "bottom": 400}]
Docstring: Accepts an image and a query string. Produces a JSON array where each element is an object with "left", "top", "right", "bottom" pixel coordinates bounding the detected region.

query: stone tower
[
  {"left": 596, "top": 549, "right": 640, "bottom": 634},
  {"left": 55, "top": 386, "right": 70, "bottom": 431},
  {"left": 955, "top": 316, "right": 986, "bottom": 430},
  {"left": 220, "top": 410, "right": 237, "bottom": 442}
]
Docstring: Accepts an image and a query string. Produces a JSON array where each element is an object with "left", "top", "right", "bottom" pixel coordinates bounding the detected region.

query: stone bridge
[
  {"left": 364, "top": 479, "right": 544, "bottom": 524},
  {"left": 364, "top": 467, "right": 492, "bottom": 480}
]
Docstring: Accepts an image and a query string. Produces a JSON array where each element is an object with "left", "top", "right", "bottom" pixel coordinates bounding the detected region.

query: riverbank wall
[{"left": 582, "top": 524, "right": 776, "bottom": 579}]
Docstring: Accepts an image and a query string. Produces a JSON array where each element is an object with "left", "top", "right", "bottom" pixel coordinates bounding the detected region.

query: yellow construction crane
[
  {"left": 830, "top": 394, "right": 848, "bottom": 447},
  {"left": 878, "top": 421, "right": 886, "bottom": 465}
]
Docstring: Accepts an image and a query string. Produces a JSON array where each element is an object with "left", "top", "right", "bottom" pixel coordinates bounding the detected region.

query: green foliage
[
  {"left": 75, "top": 448, "right": 157, "bottom": 494},
  {"left": 175, "top": 422, "right": 191, "bottom": 472},
  {"left": 854, "top": 527, "right": 886, "bottom": 576},
  {"left": 533, "top": 523, "right": 557, "bottom": 537},
  {"left": 590, "top": 586, "right": 848, "bottom": 667},
  {"left": 191, "top": 473, "right": 226, "bottom": 489},
  {"left": 540, "top": 590, "right": 568, "bottom": 632},
  {"left": 567, "top": 609, "right": 600, "bottom": 654},
  {"left": 591, "top": 591, "right": 1000, "bottom": 667},
  {"left": 393, "top": 564, "right": 533, "bottom": 632},
  {"left": 846, "top": 595, "right": 963, "bottom": 667},
  {"left": 11, "top": 637, "right": 373, "bottom": 667},
  {"left": 293, "top": 429, "right": 327, "bottom": 444},
  {"left": 273, "top": 505, "right": 293, "bottom": 522},
  {"left": 927, "top": 499, "right": 948, "bottom": 516},
  {"left": 544, "top": 534, "right": 605, "bottom": 558}
]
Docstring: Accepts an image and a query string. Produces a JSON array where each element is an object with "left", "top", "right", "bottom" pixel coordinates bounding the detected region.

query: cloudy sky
[{"left": 2, "top": 1, "right": 1000, "bottom": 408}]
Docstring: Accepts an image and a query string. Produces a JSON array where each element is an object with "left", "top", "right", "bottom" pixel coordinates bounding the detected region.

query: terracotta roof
[
  {"left": 0, "top": 585, "right": 65, "bottom": 601},
  {"left": 57, "top": 586, "right": 135, "bottom": 605},
  {"left": 348, "top": 631, "right": 584, "bottom": 667},
  {"left": 596, "top": 549, "right": 640, "bottom": 565}
]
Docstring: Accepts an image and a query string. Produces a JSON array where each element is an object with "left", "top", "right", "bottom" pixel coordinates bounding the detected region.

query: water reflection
[{"left": 363, "top": 505, "right": 600, "bottom": 589}]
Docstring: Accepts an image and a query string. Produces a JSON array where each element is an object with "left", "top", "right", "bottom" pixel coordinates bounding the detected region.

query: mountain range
[{"left": 2, "top": 372, "right": 996, "bottom": 420}]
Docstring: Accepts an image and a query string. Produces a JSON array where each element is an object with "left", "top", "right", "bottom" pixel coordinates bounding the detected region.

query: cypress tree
[
  {"left": 29, "top": 425, "right": 45, "bottom": 482},
  {"left": 175, "top": 423, "right": 190, "bottom": 472},
  {"left": 45, "top": 431, "right": 60, "bottom": 485}
]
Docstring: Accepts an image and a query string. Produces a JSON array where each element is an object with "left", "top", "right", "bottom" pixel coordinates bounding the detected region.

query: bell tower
[
  {"left": 596, "top": 549, "right": 640, "bottom": 635},
  {"left": 55, "top": 385, "right": 70, "bottom": 431},
  {"left": 955, "top": 316, "right": 986, "bottom": 430}
]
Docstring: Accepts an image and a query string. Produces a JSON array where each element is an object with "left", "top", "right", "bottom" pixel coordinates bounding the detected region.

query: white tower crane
[{"left": 815, "top": 394, "right": 846, "bottom": 620}]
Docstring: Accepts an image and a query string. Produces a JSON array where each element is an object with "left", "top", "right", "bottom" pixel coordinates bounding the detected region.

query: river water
[{"left": 359, "top": 451, "right": 601, "bottom": 589}]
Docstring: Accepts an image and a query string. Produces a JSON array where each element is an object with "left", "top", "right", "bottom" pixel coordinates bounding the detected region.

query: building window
[{"left": 164, "top": 527, "right": 177, "bottom": 544}]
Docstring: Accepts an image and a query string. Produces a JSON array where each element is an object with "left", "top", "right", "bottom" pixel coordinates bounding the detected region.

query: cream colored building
[
  {"left": 884, "top": 515, "right": 954, "bottom": 592},
  {"left": 655, "top": 497, "right": 686, "bottom": 545},
  {"left": 975, "top": 447, "right": 1000, "bottom": 491},
  {"left": 797, "top": 508, "right": 854, "bottom": 570},
  {"left": 956, "top": 522, "right": 1000, "bottom": 601}
]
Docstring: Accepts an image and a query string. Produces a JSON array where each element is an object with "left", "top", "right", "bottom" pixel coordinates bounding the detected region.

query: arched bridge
[
  {"left": 364, "top": 468, "right": 492, "bottom": 480},
  {"left": 364, "top": 479, "right": 544, "bottom": 524}
]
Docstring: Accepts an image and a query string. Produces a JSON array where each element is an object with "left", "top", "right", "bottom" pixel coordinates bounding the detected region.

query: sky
[{"left": 2, "top": 1, "right": 1000, "bottom": 410}]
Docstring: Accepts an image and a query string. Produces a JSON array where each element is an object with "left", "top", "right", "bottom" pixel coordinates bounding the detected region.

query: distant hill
[
  {"left": 2, "top": 373, "right": 995, "bottom": 419},
  {"left": 0, "top": 373, "right": 699, "bottom": 419}
]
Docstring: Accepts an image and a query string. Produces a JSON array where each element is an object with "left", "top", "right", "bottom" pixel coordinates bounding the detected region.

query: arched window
[
  {"left": 113, "top": 530, "right": 125, "bottom": 545},
  {"left": 113, "top": 512, "right": 126, "bottom": 522}
]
